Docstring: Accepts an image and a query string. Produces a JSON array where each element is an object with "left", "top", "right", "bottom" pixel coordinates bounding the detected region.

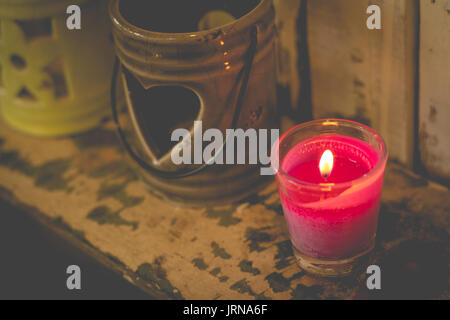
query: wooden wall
[
  {"left": 274, "top": 0, "right": 302, "bottom": 114},
  {"left": 274, "top": 0, "right": 449, "bottom": 184},
  {"left": 306, "top": 0, "right": 419, "bottom": 167},
  {"left": 273, "top": 0, "right": 311, "bottom": 130},
  {"left": 419, "top": 0, "right": 450, "bottom": 182}
]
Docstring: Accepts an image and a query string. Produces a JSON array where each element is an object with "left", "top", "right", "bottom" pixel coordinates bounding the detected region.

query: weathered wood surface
[
  {"left": 419, "top": 0, "right": 450, "bottom": 183},
  {"left": 0, "top": 119, "right": 449, "bottom": 299},
  {"left": 307, "top": 0, "right": 418, "bottom": 167}
]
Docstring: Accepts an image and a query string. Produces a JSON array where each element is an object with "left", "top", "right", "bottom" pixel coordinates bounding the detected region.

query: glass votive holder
[{"left": 271, "top": 119, "right": 388, "bottom": 277}]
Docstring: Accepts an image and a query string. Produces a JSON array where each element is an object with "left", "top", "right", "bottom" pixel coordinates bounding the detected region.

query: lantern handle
[{"left": 110, "top": 26, "right": 258, "bottom": 180}]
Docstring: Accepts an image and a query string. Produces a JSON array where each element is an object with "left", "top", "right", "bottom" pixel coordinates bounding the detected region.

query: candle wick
[{"left": 323, "top": 173, "right": 328, "bottom": 180}]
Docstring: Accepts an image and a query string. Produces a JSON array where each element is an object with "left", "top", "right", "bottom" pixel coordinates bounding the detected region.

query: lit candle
[{"left": 272, "top": 120, "right": 388, "bottom": 277}]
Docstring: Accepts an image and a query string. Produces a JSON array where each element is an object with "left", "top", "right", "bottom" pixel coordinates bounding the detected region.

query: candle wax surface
[
  {"left": 284, "top": 135, "right": 376, "bottom": 184},
  {"left": 278, "top": 135, "right": 384, "bottom": 260}
]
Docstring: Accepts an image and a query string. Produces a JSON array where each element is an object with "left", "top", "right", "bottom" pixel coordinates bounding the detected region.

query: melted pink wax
[{"left": 278, "top": 135, "right": 385, "bottom": 259}]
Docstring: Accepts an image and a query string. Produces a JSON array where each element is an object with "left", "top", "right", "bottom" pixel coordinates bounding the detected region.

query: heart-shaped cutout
[{"left": 123, "top": 67, "right": 201, "bottom": 161}]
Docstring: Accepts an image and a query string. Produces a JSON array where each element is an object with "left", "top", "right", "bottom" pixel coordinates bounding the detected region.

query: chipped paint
[
  {"left": 211, "top": 241, "right": 231, "bottom": 259},
  {"left": 208, "top": 267, "right": 229, "bottom": 283},
  {"left": 245, "top": 226, "right": 273, "bottom": 252},
  {"left": 0, "top": 146, "right": 72, "bottom": 191},
  {"left": 87, "top": 206, "right": 138, "bottom": 230},
  {"left": 136, "top": 259, "right": 184, "bottom": 300},
  {"left": 192, "top": 258, "right": 208, "bottom": 271},
  {"left": 205, "top": 207, "right": 242, "bottom": 227},
  {"left": 290, "top": 284, "right": 323, "bottom": 300},
  {"left": 97, "top": 181, "right": 144, "bottom": 208},
  {"left": 274, "top": 240, "right": 294, "bottom": 270},
  {"left": 265, "top": 272, "right": 291, "bottom": 293},
  {"left": 230, "top": 279, "right": 269, "bottom": 300},
  {"left": 238, "top": 260, "right": 261, "bottom": 276}
]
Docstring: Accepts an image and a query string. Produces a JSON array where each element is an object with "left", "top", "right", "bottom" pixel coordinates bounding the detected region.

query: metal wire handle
[{"left": 111, "top": 26, "right": 258, "bottom": 180}]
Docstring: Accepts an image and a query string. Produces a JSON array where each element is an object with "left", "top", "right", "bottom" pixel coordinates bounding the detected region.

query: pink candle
[{"left": 272, "top": 120, "right": 388, "bottom": 277}]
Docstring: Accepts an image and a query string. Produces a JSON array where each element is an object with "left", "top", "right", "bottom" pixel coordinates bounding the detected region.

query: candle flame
[{"left": 319, "top": 149, "right": 334, "bottom": 179}]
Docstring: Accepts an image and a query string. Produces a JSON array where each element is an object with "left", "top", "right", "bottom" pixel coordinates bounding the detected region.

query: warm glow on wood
[{"left": 319, "top": 149, "right": 334, "bottom": 178}]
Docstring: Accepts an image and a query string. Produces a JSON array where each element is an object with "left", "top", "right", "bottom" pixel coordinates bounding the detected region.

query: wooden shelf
[{"left": 0, "top": 119, "right": 448, "bottom": 299}]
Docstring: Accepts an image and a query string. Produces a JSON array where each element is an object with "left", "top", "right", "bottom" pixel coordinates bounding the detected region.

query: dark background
[{"left": 0, "top": 199, "right": 151, "bottom": 300}]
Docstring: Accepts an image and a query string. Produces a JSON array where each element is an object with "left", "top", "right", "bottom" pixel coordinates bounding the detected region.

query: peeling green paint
[
  {"left": 209, "top": 267, "right": 229, "bottom": 283},
  {"left": 245, "top": 190, "right": 284, "bottom": 217},
  {"left": 243, "top": 190, "right": 276, "bottom": 205},
  {"left": 265, "top": 272, "right": 291, "bottom": 293},
  {"left": 290, "top": 272, "right": 304, "bottom": 281},
  {"left": 274, "top": 240, "right": 293, "bottom": 270},
  {"left": 210, "top": 267, "right": 221, "bottom": 276},
  {"left": 192, "top": 258, "right": 208, "bottom": 270},
  {"left": 0, "top": 149, "right": 34, "bottom": 175},
  {"left": 243, "top": 189, "right": 285, "bottom": 217},
  {"left": 230, "top": 279, "right": 269, "bottom": 300},
  {"left": 0, "top": 148, "right": 73, "bottom": 192},
  {"left": 34, "top": 159, "right": 72, "bottom": 191},
  {"left": 87, "top": 206, "right": 138, "bottom": 230},
  {"left": 97, "top": 181, "right": 144, "bottom": 208},
  {"left": 290, "top": 284, "right": 324, "bottom": 300},
  {"left": 211, "top": 241, "right": 231, "bottom": 259},
  {"left": 266, "top": 271, "right": 305, "bottom": 294},
  {"left": 245, "top": 226, "right": 273, "bottom": 252},
  {"left": 238, "top": 260, "right": 260, "bottom": 275},
  {"left": 205, "top": 208, "right": 241, "bottom": 227},
  {"left": 137, "top": 260, "right": 184, "bottom": 300}
]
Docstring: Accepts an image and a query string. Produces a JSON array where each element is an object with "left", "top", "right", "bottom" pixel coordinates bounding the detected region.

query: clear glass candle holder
[{"left": 271, "top": 119, "right": 388, "bottom": 277}]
